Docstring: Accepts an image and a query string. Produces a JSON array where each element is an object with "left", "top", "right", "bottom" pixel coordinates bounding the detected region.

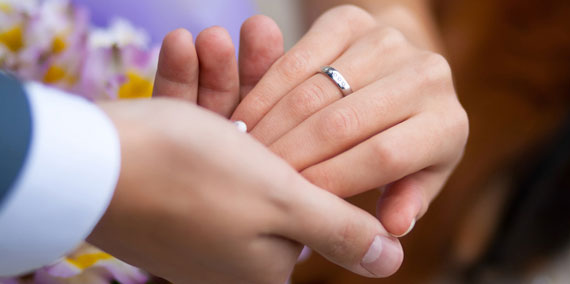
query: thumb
[{"left": 280, "top": 179, "right": 403, "bottom": 278}]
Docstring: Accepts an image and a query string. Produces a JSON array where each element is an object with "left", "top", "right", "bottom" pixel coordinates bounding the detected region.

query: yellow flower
[
  {"left": 118, "top": 71, "right": 153, "bottom": 99},
  {"left": 43, "top": 65, "right": 67, "bottom": 83},
  {"left": 0, "top": 25, "right": 24, "bottom": 52},
  {"left": 51, "top": 35, "right": 67, "bottom": 54},
  {"left": 42, "top": 64, "right": 78, "bottom": 85},
  {"left": 65, "top": 252, "right": 113, "bottom": 270}
]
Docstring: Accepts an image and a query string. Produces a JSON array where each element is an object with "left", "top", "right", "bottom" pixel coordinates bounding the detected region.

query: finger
[
  {"left": 195, "top": 26, "right": 240, "bottom": 118},
  {"left": 280, "top": 177, "right": 403, "bottom": 278},
  {"left": 231, "top": 5, "right": 376, "bottom": 129},
  {"left": 250, "top": 27, "right": 409, "bottom": 145},
  {"left": 153, "top": 29, "right": 199, "bottom": 101},
  {"left": 269, "top": 69, "right": 420, "bottom": 170},
  {"left": 239, "top": 15, "right": 284, "bottom": 99},
  {"left": 300, "top": 111, "right": 463, "bottom": 197},
  {"left": 376, "top": 168, "right": 451, "bottom": 237},
  {"left": 269, "top": 53, "right": 456, "bottom": 170}
]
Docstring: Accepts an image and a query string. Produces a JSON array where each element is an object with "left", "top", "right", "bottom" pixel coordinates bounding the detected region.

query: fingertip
[
  {"left": 239, "top": 15, "right": 284, "bottom": 67},
  {"left": 391, "top": 218, "right": 416, "bottom": 238},
  {"left": 239, "top": 15, "right": 284, "bottom": 98},
  {"left": 240, "top": 15, "right": 283, "bottom": 47},
  {"left": 195, "top": 26, "right": 240, "bottom": 117},
  {"left": 361, "top": 235, "right": 404, "bottom": 277},
  {"left": 154, "top": 28, "right": 198, "bottom": 100},
  {"left": 163, "top": 28, "right": 194, "bottom": 46},
  {"left": 160, "top": 28, "right": 196, "bottom": 66},
  {"left": 196, "top": 26, "right": 236, "bottom": 60},
  {"left": 376, "top": 184, "right": 423, "bottom": 237}
]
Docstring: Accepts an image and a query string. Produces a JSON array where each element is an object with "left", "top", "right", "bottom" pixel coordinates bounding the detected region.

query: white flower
[{"left": 88, "top": 18, "right": 150, "bottom": 49}]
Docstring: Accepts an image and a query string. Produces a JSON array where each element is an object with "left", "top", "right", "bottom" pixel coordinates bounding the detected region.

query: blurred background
[
  {"left": 67, "top": 0, "right": 570, "bottom": 282},
  {"left": 273, "top": 0, "right": 570, "bottom": 283},
  {"left": 3, "top": 0, "right": 569, "bottom": 283}
]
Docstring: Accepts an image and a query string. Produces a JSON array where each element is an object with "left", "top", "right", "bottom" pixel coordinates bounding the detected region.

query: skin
[
  {"left": 107, "top": 3, "right": 467, "bottom": 280},
  {"left": 87, "top": 25, "right": 404, "bottom": 283},
  {"left": 303, "top": 0, "right": 443, "bottom": 52},
  {"left": 193, "top": 6, "right": 469, "bottom": 239}
]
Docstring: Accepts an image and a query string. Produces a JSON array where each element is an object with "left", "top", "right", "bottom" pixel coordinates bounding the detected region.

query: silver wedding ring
[{"left": 319, "top": 66, "right": 352, "bottom": 96}]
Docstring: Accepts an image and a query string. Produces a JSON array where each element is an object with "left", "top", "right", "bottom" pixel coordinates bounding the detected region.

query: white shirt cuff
[{"left": 0, "top": 83, "right": 121, "bottom": 276}]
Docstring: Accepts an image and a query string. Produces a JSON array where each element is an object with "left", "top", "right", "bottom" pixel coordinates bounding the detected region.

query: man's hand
[
  {"left": 87, "top": 99, "right": 403, "bottom": 282},
  {"left": 153, "top": 15, "right": 285, "bottom": 118}
]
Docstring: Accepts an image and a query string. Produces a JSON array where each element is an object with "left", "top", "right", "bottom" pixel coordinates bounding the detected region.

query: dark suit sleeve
[
  {"left": 0, "top": 76, "right": 120, "bottom": 277},
  {"left": 0, "top": 73, "right": 32, "bottom": 207}
]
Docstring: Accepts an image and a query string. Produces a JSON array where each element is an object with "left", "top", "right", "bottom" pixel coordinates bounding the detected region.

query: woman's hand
[
  {"left": 229, "top": 6, "right": 469, "bottom": 237},
  {"left": 152, "top": 15, "right": 285, "bottom": 119},
  {"left": 87, "top": 99, "right": 403, "bottom": 282}
]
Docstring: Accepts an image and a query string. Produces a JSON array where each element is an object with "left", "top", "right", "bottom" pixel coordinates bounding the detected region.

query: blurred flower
[
  {"left": 34, "top": 245, "right": 149, "bottom": 284},
  {"left": 88, "top": 18, "right": 150, "bottom": 49},
  {"left": 0, "top": 0, "right": 158, "bottom": 100},
  {"left": 0, "top": 244, "right": 149, "bottom": 284},
  {"left": 0, "top": 0, "right": 161, "bottom": 282},
  {"left": 77, "top": 39, "right": 158, "bottom": 100}
]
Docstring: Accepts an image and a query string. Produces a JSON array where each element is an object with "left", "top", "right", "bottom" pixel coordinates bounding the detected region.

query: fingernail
[
  {"left": 361, "top": 235, "right": 403, "bottom": 277},
  {"left": 391, "top": 218, "right": 416, "bottom": 238},
  {"left": 233, "top": 120, "right": 248, "bottom": 133}
]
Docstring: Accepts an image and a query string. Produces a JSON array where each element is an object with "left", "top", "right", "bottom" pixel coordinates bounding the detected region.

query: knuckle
[
  {"left": 319, "top": 106, "right": 361, "bottom": 141},
  {"left": 327, "top": 220, "right": 357, "bottom": 260},
  {"left": 266, "top": 180, "right": 296, "bottom": 216},
  {"left": 333, "top": 5, "right": 373, "bottom": 22},
  {"left": 325, "top": 5, "right": 376, "bottom": 32},
  {"left": 288, "top": 81, "right": 328, "bottom": 115},
  {"left": 421, "top": 53, "right": 453, "bottom": 82},
  {"left": 372, "top": 27, "right": 407, "bottom": 50},
  {"left": 371, "top": 140, "right": 404, "bottom": 173},
  {"left": 435, "top": 102, "right": 469, "bottom": 162},
  {"left": 276, "top": 49, "right": 311, "bottom": 82},
  {"left": 407, "top": 52, "right": 454, "bottom": 93},
  {"left": 262, "top": 169, "right": 305, "bottom": 221}
]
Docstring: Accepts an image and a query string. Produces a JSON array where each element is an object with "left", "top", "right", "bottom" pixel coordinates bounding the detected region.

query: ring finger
[{"left": 268, "top": 64, "right": 431, "bottom": 172}]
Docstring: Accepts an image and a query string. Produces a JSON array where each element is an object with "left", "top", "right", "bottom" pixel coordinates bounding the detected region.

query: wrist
[{"left": 86, "top": 100, "right": 171, "bottom": 254}]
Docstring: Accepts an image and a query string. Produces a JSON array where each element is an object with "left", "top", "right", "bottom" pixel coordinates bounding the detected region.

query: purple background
[{"left": 72, "top": 0, "right": 256, "bottom": 46}]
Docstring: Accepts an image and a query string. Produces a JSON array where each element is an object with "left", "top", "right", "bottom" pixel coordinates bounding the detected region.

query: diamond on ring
[{"left": 319, "top": 66, "right": 353, "bottom": 96}]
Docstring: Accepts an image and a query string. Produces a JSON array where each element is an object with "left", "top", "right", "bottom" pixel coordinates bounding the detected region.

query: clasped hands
[{"left": 88, "top": 6, "right": 468, "bottom": 284}]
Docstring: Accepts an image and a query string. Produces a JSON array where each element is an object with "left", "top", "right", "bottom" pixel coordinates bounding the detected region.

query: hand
[
  {"left": 153, "top": 15, "right": 284, "bottom": 118},
  {"left": 87, "top": 21, "right": 404, "bottom": 282},
  {"left": 229, "top": 6, "right": 469, "bottom": 237},
  {"left": 87, "top": 99, "right": 402, "bottom": 282}
]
